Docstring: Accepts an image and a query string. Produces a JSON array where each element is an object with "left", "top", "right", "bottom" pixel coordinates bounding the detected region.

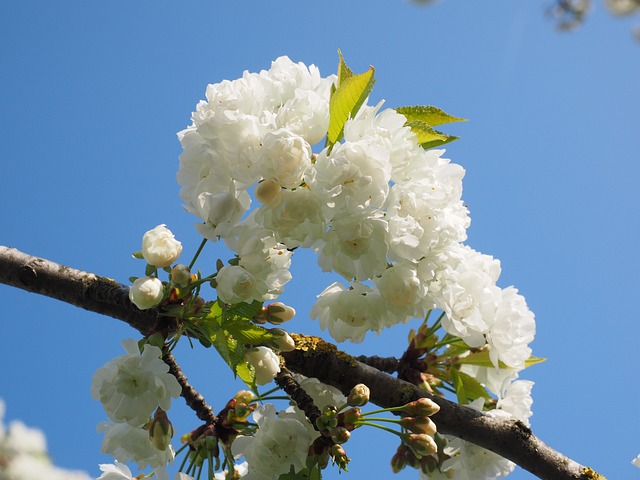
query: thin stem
[
  {"left": 189, "top": 238, "right": 208, "bottom": 270},
  {"left": 357, "top": 420, "right": 402, "bottom": 438}
]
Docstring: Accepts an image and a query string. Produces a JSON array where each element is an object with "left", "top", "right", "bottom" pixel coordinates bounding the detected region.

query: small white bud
[
  {"left": 142, "top": 225, "right": 182, "bottom": 268},
  {"left": 255, "top": 180, "right": 282, "bottom": 204},
  {"left": 129, "top": 276, "right": 164, "bottom": 310}
]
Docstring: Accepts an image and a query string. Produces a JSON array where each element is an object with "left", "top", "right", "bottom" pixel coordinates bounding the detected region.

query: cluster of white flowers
[
  {"left": 0, "top": 399, "right": 91, "bottom": 480},
  {"left": 91, "top": 339, "right": 181, "bottom": 472},
  {"left": 231, "top": 404, "right": 314, "bottom": 480},
  {"left": 178, "top": 56, "right": 535, "bottom": 371}
]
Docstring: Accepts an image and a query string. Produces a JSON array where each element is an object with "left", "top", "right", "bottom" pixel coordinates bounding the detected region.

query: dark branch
[
  {"left": 163, "top": 351, "right": 217, "bottom": 425},
  {"left": 0, "top": 246, "right": 606, "bottom": 480}
]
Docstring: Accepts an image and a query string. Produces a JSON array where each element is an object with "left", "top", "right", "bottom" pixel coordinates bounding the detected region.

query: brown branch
[
  {"left": 163, "top": 351, "right": 217, "bottom": 425},
  {"left": 0, "top": 246, "right": 606, "bottom": 480},
  {"left": 275, "top": 367, "right": 322, "bottom": 426}
]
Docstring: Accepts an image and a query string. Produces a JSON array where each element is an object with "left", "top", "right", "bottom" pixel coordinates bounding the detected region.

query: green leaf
[
  {"left": 454, "top": 350, "right": 497, "bottom": 367},
  {"left": 336, "top": 49, "right": 353, "bottom": 85},
  {"left": 396, "top": 105, "right": 466, "bottom": 127},
  {"left": 455, "top": 350, "right": 546, "bottom": 369},
  {"left": 235, "top": 361, "right": 256, "bottom": 391},
  {"left": 132, "top": 251, "right": 144, "bottom": 260},
  {"left": 224, "top": 300, "right": 264, "bottom": 321},
  {"left": 405, "top": 120, "right": 459, "bottom": 150},
  {"left": 145, "top": 264, "right": 157, "bottom": 276},
  {"left": 524, "top": 355, "right": 547, "bottom": 368},
  {"left": 456, "top": 370, "right": 491, "bottom": 401},
  {"left": 225, "top": 320, "right": 276, "bottom": 347},
  {"left": 450, "top": 368, "right": 467, "bottom": 404},
  {"left": 327, "top": 63, "right": 375, "bottom": 146}
]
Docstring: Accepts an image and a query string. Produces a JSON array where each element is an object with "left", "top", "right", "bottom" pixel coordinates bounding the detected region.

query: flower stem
[{"left": 189, "top": 238, "right": 208, "bottom": 270}]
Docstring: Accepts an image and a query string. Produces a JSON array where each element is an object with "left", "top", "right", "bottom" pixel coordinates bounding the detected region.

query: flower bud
[
  {"left": 244, "top": 346, "right": 280, "bottom": 385},
  {"left": 330, "top": 426, "right": 351, "bottom": 444},
  {"left": 400, "top": 416, "right": 437, "bottom": 435},
  {"left": 338, "top": 407, "right": 362, "bottom": 431},
  {"left": 316, "top": 405, "right": 339, "bottom": 432},
  {"left": 400, "top": 398, "right": 440, "bottom": 417},
  {"left": 129, "top": 276, "right": 164, "bottom": 310},
  {"left": 254, "top": 302, "right": 296, "bottom": 325},
  {"left": 331, "top": 444, "right": 350, "bottom": 470},
  {"left": 347, "top": 383, "right": 370, "bottom": 407},
  {"left": 142, "top": 224, "right": 182, "bottom": 268},
  {"left": 255, "top": 180, "right": 282, "bottom": 204},
  {"left": 404, "top": 433, "right": 438, "bottom": 457},
  {"left": 149, "top": 408, "right": 174, "bottom": 451},
  {"left": 233, "top": 390, "right": 255, "bottom": 404},
  {"left": 390, "top": 445, "right": 408, "bottom": 473},
  {"left": 170, "top": 264, "right": 191, "bottom": 288},
  {"left": 268, "top": 328, "right": 296, "bottom": 352}
]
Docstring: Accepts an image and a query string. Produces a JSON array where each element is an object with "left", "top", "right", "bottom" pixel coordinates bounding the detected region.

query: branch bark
[{"left": 0, "top": 246, "right": 605, "bottom": 480}]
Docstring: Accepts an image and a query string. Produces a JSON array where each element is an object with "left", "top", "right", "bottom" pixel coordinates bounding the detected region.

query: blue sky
[{"left": 1, "top": 1, "right": 639, "bottom": 479}]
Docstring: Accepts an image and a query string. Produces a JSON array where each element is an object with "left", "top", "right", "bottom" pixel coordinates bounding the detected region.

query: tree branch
[{"left": 0, "top": 246, "right": 606, "bottom": 480}]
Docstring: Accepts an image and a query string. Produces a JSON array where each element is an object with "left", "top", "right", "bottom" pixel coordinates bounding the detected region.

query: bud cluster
[{"left": 389, "top": 398, "right": 442, "bottom": 473}]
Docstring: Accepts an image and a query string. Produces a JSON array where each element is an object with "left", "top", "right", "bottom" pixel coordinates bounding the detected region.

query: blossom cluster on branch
[{"left": 83, "top": 54, "right": 547, "bottom": 480}]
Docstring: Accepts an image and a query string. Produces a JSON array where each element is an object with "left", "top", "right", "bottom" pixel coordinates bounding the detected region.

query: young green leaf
[
  {"left": 405, "top": 120, "right": 459, "bottom": 150},
  {"left": 456, "top": 370, "right": 491, "bottom": 401},
  {"left": 396, "top": 105, "right": 466, "bottom": 127},
  {"left": 450, "top": 368, "right": 467, "bottom": 404},
  {"left": 337, "top": 49, "right": 353, "bottom": 85},
  {"left": 327, "top": 65, "right": 375, "bottom": 146},
  {"left": 235, "top": 361, "right": 256, "bottom": 392},
  {"left": 454, "top": 350, "right": 546, "bottom": 369},
  {"left": 225, "top": 319, "right": 277, "bottom": 347},
  {"left": 225, "top": 300, "right": 264, "bottom": 321}
]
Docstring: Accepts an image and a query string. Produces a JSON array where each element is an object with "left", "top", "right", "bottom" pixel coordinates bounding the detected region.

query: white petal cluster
[
  {"left": 231, "top": 404, "right": 312, "bottom": 480},
  {"left": 129, "top": 276, "right": 164, "bottom": 310},
  {"left": 294, "top": 374, "right": 347, "bottom": 410},
  {"left": 97, "top": 422, "right": 175, "bottom": 470},
  {"left": 91, "top": 339, "right": 182, "bottom": 428},
  {"left": 0, "top": 399, "right": 92, "bottom": 480},
  {"left": 244, "top": 346, "right": 281, "bottom": 385},
  {"left": 178, "top": 56, "right": 536, "bottom": 384},
  {"left": 142, "top": 225, "right": 182, "bottom": 268}
]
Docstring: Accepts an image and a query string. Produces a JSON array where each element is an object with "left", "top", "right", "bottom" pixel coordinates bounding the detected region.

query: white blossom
[
  {"left": 310, "top": 282, "right": 387, "bottom": 343},
  {"left": 216, "top": 265, "right": 256, "bottom": 304},
  {"left": 486, "top": 287, "right": 536, "bottom": 369},
  {"left": 97, "top": 421, "right": 175, "bottom": 470},
  {"left": 259, "top": 128, "right": 311, "bottom": 189},
  {"left": 295, "top": 375, "right": 347, "bottom": 410},
  {"left": 129, "top": 276, "right": 164, "bottom": 310},
  {"left": 255, "top": 187, "right": 325, "bottom": 249},
  {"left": 97, "top": 461, "right": 135, "bottom": 480},
  {"left": 141, "top": 225, "right": 182, "bottom": 268},
  {"left": 317, "top": 211, "right": 389, "bottom": 282},
  {"left": 91, "top": 339, "right": 181, "bottom": 428},
  {"left": 374, "top": 261, "right": 428, "bottom": 318},
  {"left": 231, "top": 404, "right": 311, "bottom": 480},
  {"left": 244, "top": 347, "right": 280, "bottom": 385}
]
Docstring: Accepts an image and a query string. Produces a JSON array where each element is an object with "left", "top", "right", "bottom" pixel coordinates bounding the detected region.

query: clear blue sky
[{"left": 1, "top": 1, "right": 639, "bottom": 479}]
